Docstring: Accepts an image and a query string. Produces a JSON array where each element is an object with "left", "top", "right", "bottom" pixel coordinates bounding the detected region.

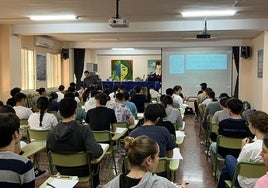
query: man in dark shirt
[
  {"left": 47, "top": 98, "right": 103, "bottom": 187},
  {"left": 86, "top": 93, "right": 117, "bottom": 132},
  {"left": 210, "top": 98, "right": 252, "bottom": 159}
]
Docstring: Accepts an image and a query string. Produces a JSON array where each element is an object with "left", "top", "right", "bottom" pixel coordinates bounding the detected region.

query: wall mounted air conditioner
[{"left": 35, "top": 36, "right": 54, "bottom": 48}]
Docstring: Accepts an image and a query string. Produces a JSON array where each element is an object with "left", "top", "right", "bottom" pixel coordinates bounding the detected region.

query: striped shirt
[{"left": 0, "top": 151, "right": 35, "bottom": 188}]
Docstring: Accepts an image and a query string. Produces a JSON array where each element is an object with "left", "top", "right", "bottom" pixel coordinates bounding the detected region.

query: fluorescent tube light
[
  {"left": 112, "top": 48, "right": 135, "bottom": 51},
  {"left": 29, "top": 15, "right": 78, "bottom": 21},
  {"left": 181, "top": 10, "right": 236, "bottom": 17}
]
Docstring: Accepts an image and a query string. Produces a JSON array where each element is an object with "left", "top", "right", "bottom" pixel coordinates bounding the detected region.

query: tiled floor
[{"left": 36, "top": 114, "right": 218, "bottom": 187}]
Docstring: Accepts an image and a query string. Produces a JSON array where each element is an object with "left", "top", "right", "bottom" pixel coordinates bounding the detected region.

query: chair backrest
[
  {"left": 92, "top": 131, "right": 112, "bottom": 144},
  {"left": 115, "top": 122, "right": 129, "bottom": 129},
  {"left": 27, "top": 129, "right": 50, "bottom": 142},
  {"left": 229, "top": 161, "right": 268, "bottom": 187},
  {"left": 216, "top": 135, "right": 243, "bottom": 150},
  {"left": 123, "top": 156, "right": 169, "bottom": 175},
  {"left": 48, "top": 151, "right": 92, "bottom": 183}
]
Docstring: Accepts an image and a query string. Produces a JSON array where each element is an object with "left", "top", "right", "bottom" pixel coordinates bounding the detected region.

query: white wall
[{"left": 82, "top": 49, "right": 161, "bottom": 80}]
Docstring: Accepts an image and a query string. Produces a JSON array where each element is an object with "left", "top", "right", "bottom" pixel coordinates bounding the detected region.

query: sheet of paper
[
  {"left": 46, "top": 178, "right": 78, "bottom": 188},
  {"left": 100, "top": 143, "right": 109, "bottom": 150},
  {"left": 171, "top": 148, "right": 183, "bottom": 160},
  {"left": 176, "top": 131, "right": 186, "bottom": 137},
  {"left": 115, "top": 127, "right": 127, "bottom": 134}
]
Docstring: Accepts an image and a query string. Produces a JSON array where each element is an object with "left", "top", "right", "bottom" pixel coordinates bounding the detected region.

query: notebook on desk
[
  {"left": 170, "top": 148, "right": 183, "bottom": 160},
  {"left": 115, "top": 127, "right": 127, "bottom": 134},
  {"left": 44, "top": 177, "right": 78, "bottom": 188},
  {"left": 176, "top": 131, "right": 186, "bottom": 137}
]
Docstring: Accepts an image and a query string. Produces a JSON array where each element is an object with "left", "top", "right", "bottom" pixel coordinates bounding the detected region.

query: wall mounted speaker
[
  {"left": 61, "top": 48, "right": 69, "bottom": 59},
  {"left": 241, "top": 46, "right": 250, "bottom": 58}
]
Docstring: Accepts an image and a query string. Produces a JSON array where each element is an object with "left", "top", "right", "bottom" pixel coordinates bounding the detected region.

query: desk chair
[
  {"left": 20, "top": 119, "right": 29, "bottom": 139},
  {"left": 115, "top": 122, "right": 129, "bottom": 129},
  {"left": 214, "top": 136, "right": 243, "bottom": 179},
  {"left": 123, "top": 156, "right": 171, "bottom": 180},
  {"left": 48, "top": 151, "right": 94, "bottom": 187},
  {"left": 173, "top": 122, "right": 185, "bottom": 131},
  {"left": 27, "top": 129, "right": 50, "bottom": 142},
  {"left": 225, "top": 161, "right": 268, "bottom": 188},
  {"left": 92, "top": 131, "right": 117, "bottom": 182}
]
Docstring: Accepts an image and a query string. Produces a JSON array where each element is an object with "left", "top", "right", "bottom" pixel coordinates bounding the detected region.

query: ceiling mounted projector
[
  {"left": 109, "top": 0, "right": 129, "bottom": 28},
  {"left": 196, "top": 19, "right": 211, "bottom": 39},
  {"left": 109, "top": 18, "right": 129, "bottom": 28}
]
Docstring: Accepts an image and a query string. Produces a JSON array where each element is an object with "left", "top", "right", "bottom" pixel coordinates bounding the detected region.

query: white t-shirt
[
  {"left": 84, "top": 97, "right": 96, "bottom": 112},
  {"left": 13, "top": 106, "right": 33, "bottom": 119},
  {"left": 28, "top": 112, "right": 58, "bottom": 130},
  {"left": 172, "top": 94, "right": 183, "bottom": 108},
  {"left": 56, "top": 91, "right": 64, "bottom": 102},
  {"left": 237, "top": 139, "right": 263, "bottom": 188}
]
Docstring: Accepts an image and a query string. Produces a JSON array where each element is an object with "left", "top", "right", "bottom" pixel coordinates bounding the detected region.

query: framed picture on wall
[
  {"left": 257, "top": 49, "right": 263, "bottom": 78},
  {"left": 111, "top": 60, "right": 133, "bottom": 81},
  {"left": 36, "top": 54, "right": 47, "bottom": 81},
  {"left": 147, "top": 60, "right": 161, "bottom": 82}
]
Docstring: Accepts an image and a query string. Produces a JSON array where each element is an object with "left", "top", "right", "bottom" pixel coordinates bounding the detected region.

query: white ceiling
[{"left": 2, "top": 0, "right": 268, "bottom": 48}]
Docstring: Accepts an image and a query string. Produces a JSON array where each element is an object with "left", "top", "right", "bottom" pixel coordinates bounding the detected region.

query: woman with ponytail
[
  {"left": 28, "top": 96, "right": 58, "bottom": 130},
  {"left": 104, "top": 135, "right": 187, "bottom": 188}
]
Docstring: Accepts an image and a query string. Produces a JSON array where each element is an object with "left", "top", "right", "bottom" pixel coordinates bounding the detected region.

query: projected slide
[
  {"left": 186, "top": 54, "right": 227, "bottom": 70},
  {"left": 169, "top": 55, "right": 185, "bottom": 74}
]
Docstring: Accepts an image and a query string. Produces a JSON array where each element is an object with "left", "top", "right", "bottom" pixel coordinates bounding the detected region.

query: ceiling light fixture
[
  {"left": 112, "top": 48, "right": 134, "bottom": 51},
  {"left": 181, "top": 10, "right": 236, "bottom": 17},
  {"left": 29, "top": 15, "right": 78, "bottom": 21}
]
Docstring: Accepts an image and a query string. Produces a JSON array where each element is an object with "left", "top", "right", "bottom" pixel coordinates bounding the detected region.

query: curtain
[
  {"left": 232, "top": 47, "right": 240, "bottom": 98},
  {"left": 74, "top": 49, "right": 85, "bottom": 89}
]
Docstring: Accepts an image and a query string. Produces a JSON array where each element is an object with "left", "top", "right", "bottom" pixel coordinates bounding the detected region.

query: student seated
[
  {"left": 0, "top": 113, "right": 35, "bottom": 187},
  {"left": 130, "top": 104, "right": 176, "bottom": 159},
  {"left": 47, "top": 98, "right": 103, "bottom": 188},
  {"left": 217, "top": 111, "right": 268, "bottom": 188},
  {"left": 254, "top": 135, "right": 268, "bottom": 188},
  {"left": 103, "top": 135, "right": 187, "bottom": 188}
]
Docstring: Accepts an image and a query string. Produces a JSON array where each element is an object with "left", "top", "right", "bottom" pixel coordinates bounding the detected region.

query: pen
[{"left": 47, "top": 182, "right": 56, "bottom": 188}]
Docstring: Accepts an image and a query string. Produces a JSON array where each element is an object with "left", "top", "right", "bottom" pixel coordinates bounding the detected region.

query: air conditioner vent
[{"left": 35, "top": 36, "right": 54, "bottom": 48}]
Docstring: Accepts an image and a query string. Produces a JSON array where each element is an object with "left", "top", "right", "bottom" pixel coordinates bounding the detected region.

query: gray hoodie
[{"left": 103, "top": 172, "right": 177, "bottom": 188}]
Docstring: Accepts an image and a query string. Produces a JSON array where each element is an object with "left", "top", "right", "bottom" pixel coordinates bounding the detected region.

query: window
[
  {"left": 47, "top": 53, "right": 61, "bottom": 88},
  {"left": 21, "top": 49, "right": 35, "bottom": 90}
]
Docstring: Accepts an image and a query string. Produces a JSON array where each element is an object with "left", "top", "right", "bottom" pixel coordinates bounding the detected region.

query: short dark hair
[
  {"left": 0, "top": 105, "right": 16, "bottom": 114},
  {"left": 58, "top": 85, "right": 65, "bottom": 91},
  {"left": 59, "top": 98, "right": 77, "bottom": 118},
  {"left": 10, "top": 87, "right": 21, "bottom": 97},
  {"left": 115, "top": 93, "right": 124, "bottom": 101},
  {"left": 123, "top": 91, "right": 130, "bottom": 100},
  {"left": 134, "top": 85, "right": 141, "bottom": 93},
  {"left": 161, "top": 95, "right": 173, "bottom": 107},
  {"left": 0, "top": 113, "right": 20, "bottom": 148},
  {"left": 84, "top": 70, "right": 89, "bottom": 74},
  {"left": 95, "top": 93, "right": 109, "bottom": 105},
  {"left": 36, "top": 87, "right": 46, "bottom": 95},
  {"left": 165, "top": 88, "right": 173, "bottom": 96},
  {"left": 173, "top": 85, "right": 182, "bottom": 92},
  {"left": 144, "top": 104, "right": 162, "bottom": 122},
  {"left": 226, "top": 98, "right": 243, "bottom": 115},
  {"left": 219, "top": 97, "right": 229, "bottom": 107},
  {"left": 64, "top": 91, "right": 75, "bottom": 99},
  {"left": 219, "top": 93, "right": 230, "bottom": 99},
  {"left": 14, "top": 92, "right": 27, "bottom": 103},
  {"left": 50, "top": 92, "right": 58, "bottom": 100},
  {"left": 200, "top": 83, "right": 207, "bottom": 87}
]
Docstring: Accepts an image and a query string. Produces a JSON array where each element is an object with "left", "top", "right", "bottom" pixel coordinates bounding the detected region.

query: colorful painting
[
  {"left": 257, "top": 49, "right": 263, "bottom": 78},
  {"left": 111, "top": 60, "right": 133, "bottom": 81},
  {"left": 147, "top": 60, "right": 162, "bottom": 82},
  {"left": 36, "top": 54, "right": 46, "bottom": 81}
]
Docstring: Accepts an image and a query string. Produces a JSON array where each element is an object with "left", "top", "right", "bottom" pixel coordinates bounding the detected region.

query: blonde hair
[{"left": 124, "top": 135, "right": 158, "bottom": 166}]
